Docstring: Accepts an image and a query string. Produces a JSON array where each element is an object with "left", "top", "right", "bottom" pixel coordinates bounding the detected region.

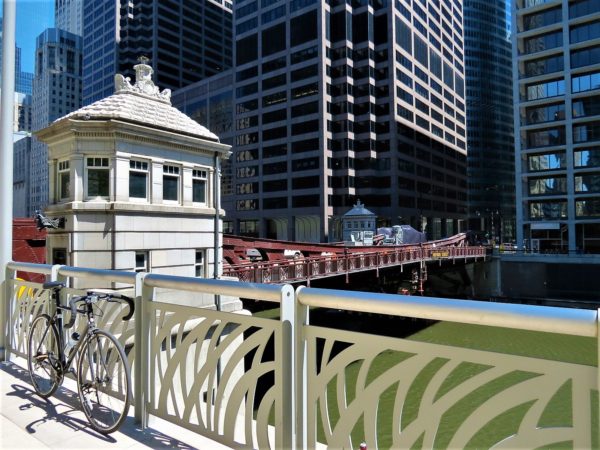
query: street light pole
[{"left": 0, "top": 0, "right": 17, "bottom": 360}]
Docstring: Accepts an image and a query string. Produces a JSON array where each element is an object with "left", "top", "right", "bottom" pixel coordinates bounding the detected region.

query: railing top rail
[
  {"left": 7, "top": 261, "right": 54, "bottom": 275},
  {"left": 297, "top": 286, "right": 598, "bottom": 337},
  {"left": 144, "top": 273, "right": 289, "bottom": 303},
  {"left": 58, "top": 265, "right": 137, "bottom": 284}
]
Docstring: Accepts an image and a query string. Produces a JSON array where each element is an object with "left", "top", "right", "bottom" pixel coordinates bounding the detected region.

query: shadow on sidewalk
[{"left": 1, "top": 361, "right": 196, "bottom": 449}]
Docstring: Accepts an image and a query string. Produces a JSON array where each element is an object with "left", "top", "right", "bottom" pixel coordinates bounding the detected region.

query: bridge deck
[{"left": 223, "top": 233, "right": 486, "bottom": 284}]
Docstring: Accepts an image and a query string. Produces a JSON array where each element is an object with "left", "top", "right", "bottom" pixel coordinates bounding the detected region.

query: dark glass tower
[
  {"left": 464, "top": 0, "right": 515, "bottom": 243},
  {"left": 82, "top": 0, "right": 232, "bottom": 105}
]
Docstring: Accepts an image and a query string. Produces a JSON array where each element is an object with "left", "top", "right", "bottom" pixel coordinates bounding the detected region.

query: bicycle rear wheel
[
  {"left": 27, "top": 314, "right": 62, "bottom": 398},
  {"left": 77, "top": 330, "right": 131, "bottom": 434}
]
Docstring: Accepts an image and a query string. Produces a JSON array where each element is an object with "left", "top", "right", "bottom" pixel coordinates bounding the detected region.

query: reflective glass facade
[
  {"left": 82, "top": 0, "right": 232, "bottom": 105},
  {"left": 464, "top": 0, "right": 515, "bottom": 243},
  {"left": 514, "top": 0, "right": 600, "bottom": 253}
]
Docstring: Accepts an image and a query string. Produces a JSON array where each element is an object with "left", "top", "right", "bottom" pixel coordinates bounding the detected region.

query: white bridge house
[{"left": 35, "top": 61, "right": 232, "bottom": 300}]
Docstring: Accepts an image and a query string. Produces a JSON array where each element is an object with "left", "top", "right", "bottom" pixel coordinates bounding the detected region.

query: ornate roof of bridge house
[
  {"left": 343, "top": 200, "right": 376, "bottom": 217},
  {"left": 59, "top": 59, "right": 219, "bottom": 142}
]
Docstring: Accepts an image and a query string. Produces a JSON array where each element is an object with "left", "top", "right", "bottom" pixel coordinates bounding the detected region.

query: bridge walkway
[{"left": 0, "top": 359, "right": 231, "bottom": 450}]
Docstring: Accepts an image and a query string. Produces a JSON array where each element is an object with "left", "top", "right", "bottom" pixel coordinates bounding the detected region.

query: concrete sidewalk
[{"left": 0, "top": 360, "right": 231, "bottom": 449}]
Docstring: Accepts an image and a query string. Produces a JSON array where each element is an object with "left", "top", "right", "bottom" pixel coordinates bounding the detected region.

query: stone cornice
[
  {"left": 37, "top": 118, "right": 232, "bottom": 159},
  {"left": 46, "top": 201, "right": 225, "bottom": 216}
]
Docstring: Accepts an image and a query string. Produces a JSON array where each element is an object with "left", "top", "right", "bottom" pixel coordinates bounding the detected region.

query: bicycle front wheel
[
  {"left": 77, "top": 330, "right": 131, "bottom": 434},
  {"left": 27, "top": 314, "right": 62, "bottom": 398}
]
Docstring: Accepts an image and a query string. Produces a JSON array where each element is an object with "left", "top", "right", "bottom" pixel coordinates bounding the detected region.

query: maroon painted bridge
[{"left": 223, "top": 233, "right": 487, "bottom": 285}]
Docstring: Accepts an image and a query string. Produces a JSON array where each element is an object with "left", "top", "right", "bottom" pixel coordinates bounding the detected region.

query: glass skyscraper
[
  {"left": 513, "top": 0, "right": 600, "bottom": 253},
  {"left": 82, "top": 0, "right": 233, "bottom": 105},
  {"left": 30, "top": 29, "right": 83, "bottom": 215},
  {"left": 464, "top": 0, "right": 515, "bottom": 243}
]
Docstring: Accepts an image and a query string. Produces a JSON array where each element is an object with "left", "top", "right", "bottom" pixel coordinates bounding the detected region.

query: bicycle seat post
[{"left": 43, "top": 281, "right": 66, "bottom": 352}]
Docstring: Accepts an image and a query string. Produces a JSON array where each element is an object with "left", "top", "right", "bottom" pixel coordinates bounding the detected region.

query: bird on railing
[{"left": 34, "top": 211, "right": 65, "bottom": 230}]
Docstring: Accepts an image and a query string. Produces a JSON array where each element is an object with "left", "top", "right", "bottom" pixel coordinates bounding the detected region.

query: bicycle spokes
[
  {"left": 77, "top": 331, "right": 131, "bottom": 434},
  {"left": 27, "top": 314, "right": 62, "bottom": 398}
]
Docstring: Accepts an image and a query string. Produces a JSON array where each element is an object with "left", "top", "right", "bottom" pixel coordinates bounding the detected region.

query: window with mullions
[
  {"left": 129, "top": 160, "right": 148, "bottom": 200},
  {"left": 192, "top": 169, "right": 207, "bottom": 204},
  {"left": 135, "top": 251, "right": 148, "bottom": 273},
  {"left": 86, "top": 157, "right": 109, "bottom": 198},
  {"left": 163, "top": 165, "right": 180, "bottom": 202},
  {"left": 57, "top": 160, "right": 70, "bottom": 201},
  {"left": 575, "top": 147, "right": 600, "bottom": 167},
  {"left": 575, "top": 173, "right": 600, "bottom": 193},
  {"left": 195, "top": 250, "right": 205, "bottom": 277},
  {"left": 572, "top": 71, "right": 600, "bottom": 93},
  {"left": 529, "top": 200, "right": 567, "bottom": 219},
  {"left": 528, "top": 176, "right": 567, "bottom": 195},
  {"left": 576, "top": 198, "right": 600, "bottom": 217}
]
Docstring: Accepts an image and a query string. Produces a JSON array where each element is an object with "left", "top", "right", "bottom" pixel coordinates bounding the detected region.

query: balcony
[{"left": 1, "top": 261, "right": 598, "bottom": 449}]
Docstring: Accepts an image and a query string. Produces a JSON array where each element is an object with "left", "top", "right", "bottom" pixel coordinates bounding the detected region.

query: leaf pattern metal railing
[
  {"left": 305, "top": 325, "right": 597, "bottom": 449},
  {"left": 149, "top": 301, "right": 282, "bottom": 449},
  {"left": 5, "top": 262, "right": 597, "bottom": 450},
  {"left": 9, "top": 279, "right": 49, "bottom": 358}
]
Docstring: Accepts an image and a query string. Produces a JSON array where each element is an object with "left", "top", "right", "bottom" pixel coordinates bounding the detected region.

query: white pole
[{"left": 0, "top": 0, "right": 17, "bottom": 360}]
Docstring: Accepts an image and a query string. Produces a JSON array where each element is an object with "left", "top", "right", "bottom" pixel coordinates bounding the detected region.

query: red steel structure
[
  {"left": 223, "top": 233, "right": 486, "bottom": 286},
  {"left": 10, "top": 222, "right": 485, "bottom": 286},
  {"left": 12, "top": 219, "right": 47, "bottom": 282}
]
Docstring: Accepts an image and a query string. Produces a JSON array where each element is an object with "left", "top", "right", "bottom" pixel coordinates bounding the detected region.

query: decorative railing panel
[
  {"left": 148, "top": 302, "right": 282, "bottom": 449},
  {"left": 8, "top": 278, "right": 49, "bottom": 358},
  {"left": 304, "top": 325, "right": 596, "bottom": 449}
]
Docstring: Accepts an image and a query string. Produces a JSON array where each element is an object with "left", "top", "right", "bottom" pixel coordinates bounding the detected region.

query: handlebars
[
  {"left": 42, "top": 282, "right": 135, "bottom": 329},
  {"left": 64, "top": 292, "right": 134, "bottom": 329}
]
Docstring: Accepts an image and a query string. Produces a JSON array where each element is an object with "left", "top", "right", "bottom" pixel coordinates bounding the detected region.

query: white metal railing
[{"left": 2, "top": 261, "right": 598, "bottom": 449}]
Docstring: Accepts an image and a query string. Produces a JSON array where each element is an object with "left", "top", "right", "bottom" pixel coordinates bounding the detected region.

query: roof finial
[{"left": 114, "top": 55, "right": 171, "bottom": 103}]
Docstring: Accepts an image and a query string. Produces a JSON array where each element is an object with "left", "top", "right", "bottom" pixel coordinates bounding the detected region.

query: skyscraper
[
  {"left": 30, "top": 28, "right": 83, "bottom": 215},
  {"left": 55, "top": 0, "right": 83, "bottom": 36},
  {"left": 82, "top": 0, "right": 233, "bottom": 105},
  {"left": 0, "top": 21, "right": 34, "bottom": 95},
  {"left": 513, "top": 0, "right": 600, "bottom": 253},
  {"left": 174, "top": 0, "right": 468, "bottom": 242},
  {"left": 464, "top": 0, "right": 515, "bottom": 243}
]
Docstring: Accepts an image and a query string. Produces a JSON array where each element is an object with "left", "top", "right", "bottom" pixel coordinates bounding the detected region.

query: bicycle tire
[
  {"left": 27, "top": 314, "right": 62, "bottom": 398},
  {"left": 77, "top": 329, "right": 131, "bottom": 434}
]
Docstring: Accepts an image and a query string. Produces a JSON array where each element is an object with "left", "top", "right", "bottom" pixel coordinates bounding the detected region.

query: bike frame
[{"left": 48, "top": 288, "right": 94, "bottom": 372}]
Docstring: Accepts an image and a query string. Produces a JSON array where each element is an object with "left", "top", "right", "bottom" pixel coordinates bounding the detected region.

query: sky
[{"left": 1, "top": 0, "right": 54, "bottom": 73}]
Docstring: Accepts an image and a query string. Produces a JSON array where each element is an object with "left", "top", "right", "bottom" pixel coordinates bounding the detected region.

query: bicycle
[{"left": 27, "top": 280, "right": 134, "bottom": 434}]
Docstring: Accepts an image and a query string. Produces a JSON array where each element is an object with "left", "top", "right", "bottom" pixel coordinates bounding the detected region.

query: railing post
[
  {"left": 279, "top": 284, "right": 296, "bottom": 450},
  {"left": 597, "top": 308, "right": 600, "bottom": 443},
  {"left": 135, "top": 272, "right": 150, "bottom": 428},
  {"left": 1, "top": 263, "right": 16, "bottom": 361},
  {"left": 295, "top": 285, "right": 309, "bottom": 450}
]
